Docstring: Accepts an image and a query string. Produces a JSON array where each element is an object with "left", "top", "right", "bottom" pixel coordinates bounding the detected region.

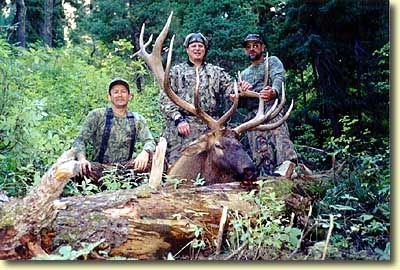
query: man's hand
[
  {"left": 260, "top": 86, "right": 277, "bottom": 102},
  {"left": 77, "top": 155, "right": 91, "bottom": 176},
  {"left": 238, "top": 80, "right": 253, "bottom": 92},
  {"left": 133, "top": 150, "right": 150, "bottom": 171},
  {"left": 230, "top": 80, "right": 253, "bottom": 101},
  {"left": 177, "top": 121, "right": 190, "bottom": 136}
]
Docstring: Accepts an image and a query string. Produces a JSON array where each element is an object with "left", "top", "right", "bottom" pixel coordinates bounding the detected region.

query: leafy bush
[
  {"left": 312, "top": 116, "right": 390, "bottom": 260},
  {"left": 0, "top": 38, "right": 163, "bottom": 197},
  {"left": 227, "top": 180, "right": 302, "bottom": 259}
]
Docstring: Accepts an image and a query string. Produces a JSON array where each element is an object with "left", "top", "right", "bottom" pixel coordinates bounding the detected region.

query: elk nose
[{"left": 242, "top": 166, "right": 257, "bottom": 181}]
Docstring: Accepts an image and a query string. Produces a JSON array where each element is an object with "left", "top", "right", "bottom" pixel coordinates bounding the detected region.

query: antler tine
[
  {"left": 163, "top": 39, "right": 221, "bottom": 130},
  {"left": 153, "top": 11, "right": 173, "bottom": 54},
  {"left": 193, "top": 67, "right": 220, "bottom": 130},
  {"left": 269, "top": 81, "right": 286, "bottom": 119},
  {"left": 263, "top": 52, "right": 269, "bottom": 88},
  {"left": 253, "top": 99, "right": 294, "bottom": 131},
  {"left": 233, "top": 97, "right": 278, "bottom": 134},
  {"left": 217, "top": 80, "right": 239, "bottom": 126},
  {"left": 135, "top": 23, "right": 153, "bottom": 57},
  {"left": 133, "top": 11, "right": 173, "bottom": 86},
  {"left": 237, "top": 70, "right": 259, "bottom": 98}
]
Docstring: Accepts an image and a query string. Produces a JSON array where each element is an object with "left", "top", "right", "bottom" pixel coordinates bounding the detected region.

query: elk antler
[
  {"left": 234, "top": 52, "right": 294, "bottom": 133},
  {"left": 132, "top": 11, "right": 173, "bottom": 86},
  {"left": 256, "top": 82, "right": 294, "bottom": 130},
  {"left": 134, "top": 12, "right": 240, "bottom": 131},
  {"left": 237, "top": 71, "right": 259, "bottom": 98},
  {"left": 233, "top": 82, "right": 294, "bottom": 134},
  {"left": 163, "top": 36, "right": 240, "bottom": 130},
  {"left": 236, "top": 52, "right": 270, "bottom": 99}
]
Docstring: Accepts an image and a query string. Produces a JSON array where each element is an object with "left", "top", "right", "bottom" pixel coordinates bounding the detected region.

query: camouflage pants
[
  {"left": 246, "top": 112, "right": 297, "bottom": 176},
  {"left": 162, "top": 118, "right": 209, "bottom": 164}
]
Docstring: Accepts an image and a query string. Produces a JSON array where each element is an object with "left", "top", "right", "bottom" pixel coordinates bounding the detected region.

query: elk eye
[{"left": 215, "top": 143, "right": 224, "bottom": 150}]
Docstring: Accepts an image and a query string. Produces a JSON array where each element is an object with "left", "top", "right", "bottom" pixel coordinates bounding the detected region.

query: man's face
[
  {"left": 244, "top": 41, "right": 264, "bottom": 62},
  {"left": 186, "top": 42, "right": 206, "bottom": 62},
  {"left": 108, "top": 84, "right": 131, "bottom": 108}
]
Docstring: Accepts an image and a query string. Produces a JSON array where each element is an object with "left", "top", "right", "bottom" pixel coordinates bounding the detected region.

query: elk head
[{"left": 134, "top": 12, "right": 294, "bottom": 185}]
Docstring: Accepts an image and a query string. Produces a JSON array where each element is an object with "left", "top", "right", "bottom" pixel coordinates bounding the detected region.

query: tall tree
[
  {"left": 70, "top": 0, "right": 258, "bottom": 72},
  {"left": 41, "top": 0, "right": 54, "bottom": 46},
  {"left": 174, "top": 0, "right": 258, "bottom": 72},
  {"left": 278, "top": 0, "right": 389, "bottom": 141},
  {"left": 15, "top": 0, "right": 27, "bottom": 47}
]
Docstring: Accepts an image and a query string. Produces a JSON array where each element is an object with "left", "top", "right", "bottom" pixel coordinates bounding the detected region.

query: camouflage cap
[
  {"left": 242, "top": 34, "right": 264, "bottom": 47},
  {"left": 183, "top": 33, "right": 209, "bottom": 49},
  {"left": 109, "top": 77, "right": 130, "bottom": 93}
]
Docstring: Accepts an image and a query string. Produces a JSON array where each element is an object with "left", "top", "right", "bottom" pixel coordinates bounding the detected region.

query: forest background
[{"left": 0, "top": 0, "right": 390, "bottom": 260}]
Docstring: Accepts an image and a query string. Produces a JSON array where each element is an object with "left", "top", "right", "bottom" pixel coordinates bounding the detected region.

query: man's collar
[{"left": 187, "top": 59, "right": 206, "bottom": 67}]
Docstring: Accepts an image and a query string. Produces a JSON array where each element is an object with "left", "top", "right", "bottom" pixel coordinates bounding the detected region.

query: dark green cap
[
  {"left": 242, "top": 34, "right": 264, "bottom": 47},
  {"left": 108, "top": 77, "right": 130, "bottom": 93}
]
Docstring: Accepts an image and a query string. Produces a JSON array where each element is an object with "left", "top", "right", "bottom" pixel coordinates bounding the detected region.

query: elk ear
[{"left": 181, "top": 134, "right": 210, "bottom": 156}]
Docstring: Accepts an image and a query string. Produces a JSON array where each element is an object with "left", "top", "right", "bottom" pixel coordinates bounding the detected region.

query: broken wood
[
  {"left": 148, "top": 137, "right": 167, "bottom": 189},
  {"left": 0, "top": 148, "right": 80, "bottom": 259},
  {"left": 0, "top": 149, "right": 256, "bottom": 260},
  {"left": 48, "top": 183, "right": 253, "bottom": 260},
  {"left": 215, "top": 206, "right": 228, "bottom": 255},
  {"left": 0, "top": 146, "right": 322, "bottom": 260}
]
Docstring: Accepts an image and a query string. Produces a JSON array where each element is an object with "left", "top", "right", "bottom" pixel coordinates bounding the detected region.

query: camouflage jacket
[
  {"left": 240, "top": 56, "right": 285, "bottom": 111},
  {"left": 160, "top": 61, "right": 234, "bottom": 124},
  {"left": 73, "top": 108, "right": 156, "bottom": 163}
]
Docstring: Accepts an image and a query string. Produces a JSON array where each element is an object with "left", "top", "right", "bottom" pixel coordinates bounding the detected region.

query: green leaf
[
  {"left": 58, "top": 245, "right": 73, "bottom": 257},
  {"left": 330, "top": 204, "right": 356, "bottom": 211}
]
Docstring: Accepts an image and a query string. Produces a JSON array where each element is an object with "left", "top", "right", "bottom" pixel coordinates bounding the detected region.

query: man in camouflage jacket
[
  {"left": 73, "top": 78, "right": 156, "bottom": 176},
  {"left": 160, "top": 33, "right": 233, "bottom": 164},
  {"left": 238, "top": 34, "right": 297, "bottom": 177}
]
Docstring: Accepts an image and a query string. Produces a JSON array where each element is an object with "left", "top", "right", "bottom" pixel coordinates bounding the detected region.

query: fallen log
[
  {"left": 0, "top": 148, "right": 80, "bottom": 259},
  {"left": 47, "top": 182, "right": 253, "bottom": 260},
  {"left": 0, "top": 144, "right": 319, "bottom": 260},
  {"left": 0, "top": 147, "right": 255, "bottom": 260}
]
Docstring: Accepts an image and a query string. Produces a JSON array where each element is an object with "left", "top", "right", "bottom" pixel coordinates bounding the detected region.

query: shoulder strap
[
  {"left": 97, "top": 108, "right": 114, "bottom": 163},
  {"left": 126, "top": 112, "right": 136, "bottom": 160}
]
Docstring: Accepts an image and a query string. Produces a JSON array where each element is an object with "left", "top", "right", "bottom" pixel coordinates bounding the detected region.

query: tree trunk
[
  {"left": 48, "top": 183, "right": 253, "bottom": 260},
  {"left": 0, "top": 149, "right": 79, "bottom": 259},
  {"left": 42, "top": 0, "right": 54, "bottom": 47},
  {"left": 15, "top": 0, "right": 27, "bottom": 47},
  {"left": 0, "top": 149, "right": 255, "bottom": 260},
  {"left": 300, "top": 69, "right": 307, "bottom": 123}
]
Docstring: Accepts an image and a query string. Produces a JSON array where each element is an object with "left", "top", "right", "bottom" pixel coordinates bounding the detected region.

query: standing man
[
  {"left": 73, "top": 77, "right": 156, "bottom": 177},
  {"left": 238, "top": 34, "right": 297, "bottom": 178},
  {"left": 160, "top": 33, "right": 233, "bottom": 164}
]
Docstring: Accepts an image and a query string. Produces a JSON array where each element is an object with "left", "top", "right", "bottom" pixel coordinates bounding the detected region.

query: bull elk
[{"left": 134, "top": 12, "right": 293, "bottom": 185}]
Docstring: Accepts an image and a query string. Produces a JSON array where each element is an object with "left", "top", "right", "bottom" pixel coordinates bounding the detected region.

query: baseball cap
[
  {"left": 242, "top": 34, "right": 264, "bottom": 47},
  {"left": 108, "top": 77, "right": 130, "bottom": 93},
  {"left": 183, "top": 33, "right": 209, "bottom": 49}
]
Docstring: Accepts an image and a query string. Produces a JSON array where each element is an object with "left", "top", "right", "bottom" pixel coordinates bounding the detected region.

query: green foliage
[
  {"left": 228, "top": 180, "right": 301, "bottom": 259},
  {"left": 188, "top": 224, "right": 206, "bottom": 250},
  {"left": 281, "top": 0, "right": 389, "bottom": 143},
  {"left": 32, "top": 239, "right": 105, "bottom": 260},
  {"left": 1, "top": 0, "right": 66, "bottom": 46},
  {"left": 0, "top": 1, "right": 390, "bottom": 260},
  {"left": 312, "top": 115, "right": 390, "bottom": 260},
  {"left": 0, "top": 37, "right": 163, "bottom": 197},
  {"left": 163, "top": 175, "right": 187, "bottom": 190},
  {"left": 191, "top": 173, "right": 205, "bottom": 186}
]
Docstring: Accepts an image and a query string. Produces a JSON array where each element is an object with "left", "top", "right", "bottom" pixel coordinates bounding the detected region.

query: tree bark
[
  {"left": 42, "top": 0, "right": 54, "bottom": 47},
  {"left": 0, "top": 149, "right": 255, "bottom": 260},
  {"left": 15, "top": 0, "right": 27, "bottom": 47},
  {"left": 0, "top": 149, "right": 80, "bottom": 259},
  {"left": 49, "top": 182, "right": 253, "bottom": 260}
]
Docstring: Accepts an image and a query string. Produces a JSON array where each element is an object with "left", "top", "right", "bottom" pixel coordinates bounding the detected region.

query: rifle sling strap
[{"left": 97, "top": 108, "right": 136, "bottom": 163}]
